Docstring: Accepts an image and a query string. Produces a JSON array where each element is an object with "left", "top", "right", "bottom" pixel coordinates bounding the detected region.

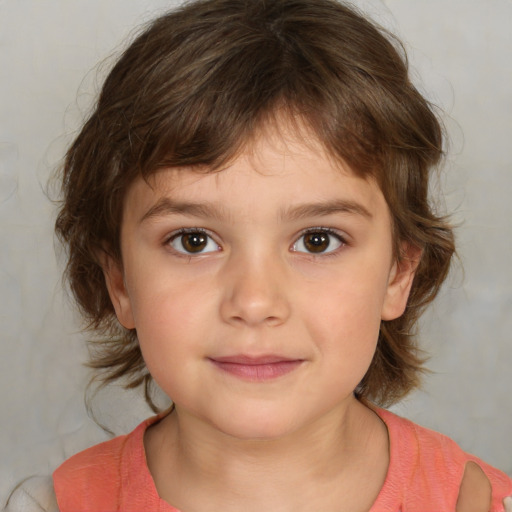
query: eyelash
[
  {"left": 291, "top": 227, "right": 348, "bottom": 257},
  {"left": 165, "top": 228, "right": 220, "bottom": 257},
  {"left": 164, "top": 227, "right": 348, "bottom": 257}
]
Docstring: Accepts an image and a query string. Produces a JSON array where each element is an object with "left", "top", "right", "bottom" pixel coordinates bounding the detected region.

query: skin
[
  {"left": 456, "top": 462, "right": 492, "bottom": 512},
  {"left": 102, "top": 123, "right": 425, "bottom": 511}
]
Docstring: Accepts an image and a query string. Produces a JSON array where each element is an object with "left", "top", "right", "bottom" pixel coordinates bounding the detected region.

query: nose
[{"left": 219, "top": 251, "right": 291, "bottom": 327}]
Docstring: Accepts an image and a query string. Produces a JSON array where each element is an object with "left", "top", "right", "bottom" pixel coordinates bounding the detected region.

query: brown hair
[{"left": 55, "top": 0, "right": 455, "bottom": 408}]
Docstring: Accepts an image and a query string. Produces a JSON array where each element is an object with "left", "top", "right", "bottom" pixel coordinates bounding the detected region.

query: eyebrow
[
  {"left": 140, "top": 198, "right": 229, "bottom": 223},
  {"left": 139, "top": 197, "right": 373, "bottom": 224},
  {"left": 280, "top": 199, "right": 373, "bottom": 221}
]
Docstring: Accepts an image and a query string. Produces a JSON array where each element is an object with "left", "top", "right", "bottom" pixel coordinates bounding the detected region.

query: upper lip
[{"left": 209, "top": 355, "right": 301, "bottom": 365}]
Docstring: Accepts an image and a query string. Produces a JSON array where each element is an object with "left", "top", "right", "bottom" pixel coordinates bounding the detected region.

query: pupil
[
  {"left": 183, "top": 233, "right": 207, "bottom": 252},
  {"left": 305, "top": 232, "right": 329, "bottom": 253}
]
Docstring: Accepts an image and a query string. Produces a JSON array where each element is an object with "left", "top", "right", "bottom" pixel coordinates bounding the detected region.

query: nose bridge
[{"left": 219, "top": 246, "right": 290, "bottom": 327}]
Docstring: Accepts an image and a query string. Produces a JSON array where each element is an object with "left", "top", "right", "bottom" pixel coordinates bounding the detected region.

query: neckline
[
  {"left": 367, "top": 406, "right": 406, "bottom": 511},
  {"left": 126, "top": 407, "right": 404, "bottom": 512}
]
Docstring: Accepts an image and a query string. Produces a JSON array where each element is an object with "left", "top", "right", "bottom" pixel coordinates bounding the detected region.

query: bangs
[{"left": 98, "top": 0, "right": 437, "bottom": 184}]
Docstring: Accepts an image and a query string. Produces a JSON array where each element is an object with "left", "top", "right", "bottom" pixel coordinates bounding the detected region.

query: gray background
[{"left": 1, "top": 0, "right": 511, "bottom": 504}]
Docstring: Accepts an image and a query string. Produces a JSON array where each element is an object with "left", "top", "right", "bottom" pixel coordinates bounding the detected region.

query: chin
[{"left": 208, "top": 406, "right": 308, "bottom": 442}]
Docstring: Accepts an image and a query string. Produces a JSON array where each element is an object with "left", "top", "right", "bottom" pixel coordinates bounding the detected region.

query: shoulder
[
  {"left": 54, "top": 431, "right": 130, "bottom": 480},
  {"left": 376, "top": 407, "right": 468, "bottom": 468},
  {"left": 4, "top": 476, "right": 59, "bottom": 512},
  {"left": 52, "top": 432, "right": 130, "bottom": 511},
  {"left": 52, "top": 415, "right": 161, "bottom": 512},
  {"left": 375, "top": 408, "right": 512, "bottom": 511}
]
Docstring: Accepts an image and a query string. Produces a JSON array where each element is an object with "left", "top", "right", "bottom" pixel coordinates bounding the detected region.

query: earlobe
[
  {"left": 381, "top": 243, "right": 422, "bottom": 321},
  {"left": 99, "top": 252, "right": 136, "bottom": 330}
]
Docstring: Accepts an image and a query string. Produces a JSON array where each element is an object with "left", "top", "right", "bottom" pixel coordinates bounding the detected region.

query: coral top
[{"left": 53, "top": 408, "right": 512, "bottom": 512}]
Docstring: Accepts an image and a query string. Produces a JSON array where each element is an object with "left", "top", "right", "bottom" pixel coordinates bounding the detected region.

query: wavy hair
[{"left": 55, "top": 0, "right": 455, "bottom": 407}]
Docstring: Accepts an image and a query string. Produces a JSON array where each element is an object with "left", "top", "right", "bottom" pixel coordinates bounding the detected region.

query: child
[{"left": 9, "top": 0, "right": 512, "bottom": 510}]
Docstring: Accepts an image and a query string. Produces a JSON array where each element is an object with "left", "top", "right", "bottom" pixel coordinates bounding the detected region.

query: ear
[
  {"left": 381, "top": 242, "right": 421, "bottom": 321},
  {"left": 99, "top": 251, "right": 136, "bottom": 330}
]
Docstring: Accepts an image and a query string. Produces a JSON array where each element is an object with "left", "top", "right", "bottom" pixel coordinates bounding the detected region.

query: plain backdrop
[{"left": 1, "top": 0, "right": 512, "bottom": 505}]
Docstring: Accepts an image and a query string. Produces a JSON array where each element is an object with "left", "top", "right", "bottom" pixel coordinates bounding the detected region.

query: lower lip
[{"left": 210, "top": 360, "right": 303, "bottom": 381}]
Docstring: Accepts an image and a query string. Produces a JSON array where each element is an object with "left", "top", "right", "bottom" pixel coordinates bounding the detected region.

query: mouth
[{"left": 208, "top": 355, "right": 304, "bottom": 381}]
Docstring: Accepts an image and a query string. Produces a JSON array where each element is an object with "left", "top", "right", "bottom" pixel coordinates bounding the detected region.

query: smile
[{"left": 208, "top": 355, "right": 304, "bottom": 381}]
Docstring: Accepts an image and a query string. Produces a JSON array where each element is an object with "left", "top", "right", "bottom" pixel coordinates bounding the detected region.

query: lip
[{"left": 209, "top": 355, "right": 304, "bottom": 381}]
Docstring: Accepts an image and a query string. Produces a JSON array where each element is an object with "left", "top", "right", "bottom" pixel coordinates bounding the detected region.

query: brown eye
[
  {"left": 182, "top": 233, "right": 207, "bottom": 253},
  {"left": 303, "top": 232, "right": 330, "bottom": 253},
  {"left": 292, "top": 229, "right": 344, "bottom": 254},
  {"left": 170, "top": 230, "right": 219, "bottom": 254}
]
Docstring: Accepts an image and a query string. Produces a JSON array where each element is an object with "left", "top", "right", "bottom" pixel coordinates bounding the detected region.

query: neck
[{"left": 145, "top": 397, "right": 389, "bottom": 512}]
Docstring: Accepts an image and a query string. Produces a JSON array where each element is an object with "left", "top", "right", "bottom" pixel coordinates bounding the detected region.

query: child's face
[{"left": 104, "top": 122, "right": 416, "bottom": 439}]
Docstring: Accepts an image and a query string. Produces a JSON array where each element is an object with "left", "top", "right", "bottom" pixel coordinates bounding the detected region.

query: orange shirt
[{"left": 53, "top": 408, "right": 512, "bottom": 511}]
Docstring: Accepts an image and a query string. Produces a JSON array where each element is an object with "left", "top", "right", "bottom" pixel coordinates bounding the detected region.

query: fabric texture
[
  {"left": 4, "top": 476, "right": 59, "bottom": 512},
  {"left": 53, "top": 408, "right": 512, "bottom": 512}
]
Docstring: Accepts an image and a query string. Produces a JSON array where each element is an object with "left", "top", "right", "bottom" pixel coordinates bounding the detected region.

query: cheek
[
  {"left": 134, "top": 302, "right": 202, "bottom": 404},
  {"left": 303, "top": 265, "right": 389, "bottom": 336},
  {"left": 299, "top": 263, "right": 390, "bottom": 374},
  {"left": 125, "top": 271, "right": 214, "bottom": 380},
  {"left": 128, "top": 259, "right": 215, "bottom": 328}
]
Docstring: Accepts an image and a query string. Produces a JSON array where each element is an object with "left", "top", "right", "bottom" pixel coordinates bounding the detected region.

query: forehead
[{"left": 122, "top": 123, "right": 390, "bottom": 229}]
